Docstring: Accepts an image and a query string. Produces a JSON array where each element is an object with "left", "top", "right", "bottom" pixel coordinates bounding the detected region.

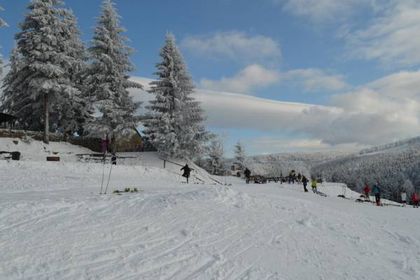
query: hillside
[
  {"left": 311, "top": 137, "right": 420, "bottom": 200},
  {"left": 230, "top": 151, "right": 352, "bottom": 177},
  {"left": 1, "top": 138, "right": 420, "bottom": 279}
]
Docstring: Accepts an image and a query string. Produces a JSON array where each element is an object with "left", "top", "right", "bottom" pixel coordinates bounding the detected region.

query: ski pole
[
  {"left": 99, "top": 153, "right": 106, "bottom": 194},
  {"left": 104, "top": 162, "right": 113, "bottom": 194}
]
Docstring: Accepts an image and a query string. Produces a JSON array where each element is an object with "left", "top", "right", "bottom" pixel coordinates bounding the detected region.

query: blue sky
[{"left": 2, "top": 0, "right": 420, "bottom": 156}]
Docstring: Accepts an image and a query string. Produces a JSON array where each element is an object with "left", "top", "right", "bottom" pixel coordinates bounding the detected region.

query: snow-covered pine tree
[
  {"left": 0, "top": 5, "right": 7, "bottom": 78},
  {"left": 0, "top": 46, "right": 28, "bottom": 118},
  {"left": 11, "top": 0, "right": 79, "bottom": 143},
  {"left": 144, "top": 33, "right": 209, "bottom": 159},
  {"left": 59, "top": 9, "right": 92, "bottom": 136},
  {"left": 86, "top": 0, "right": 141, "bottom": 141},
  {"left": 208, "top": 138, "right": 225, "bottom": 175},
  {"left": 234, "top": 141, "right": 246, "bottom": 170}
]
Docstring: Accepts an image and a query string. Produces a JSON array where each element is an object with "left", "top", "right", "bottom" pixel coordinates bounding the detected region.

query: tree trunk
[{"left": 43, "top": 94, "right": 49, "bottom": 144}]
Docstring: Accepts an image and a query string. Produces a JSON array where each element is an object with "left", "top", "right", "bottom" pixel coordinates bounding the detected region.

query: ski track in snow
[{"left": 1, "top": 157, "right": 420, "bottom": 279}]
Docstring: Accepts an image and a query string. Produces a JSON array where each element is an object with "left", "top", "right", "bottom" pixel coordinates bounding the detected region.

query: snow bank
[{"left": 0, "top": 137, "right": 92, "bottom": 162}]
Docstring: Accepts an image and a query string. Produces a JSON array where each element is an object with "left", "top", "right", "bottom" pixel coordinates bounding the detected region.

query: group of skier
[
  {"left": 362, "top": 183, "right": 419, "bottom": 207},
  {"left": 241, "top": 166, "right": 420, "bottom": 208},
  {"left": 285, "top": 170, "right": 304, "bottom": 184},
  {"left": 401, "top": 190, "right": 419, "bottom": 208},
  {"left": 301, "top": 176, "right": 319, "bottom": 194},
  {"left": 362, "top": 183, "right": 382, "bottom": 206}
]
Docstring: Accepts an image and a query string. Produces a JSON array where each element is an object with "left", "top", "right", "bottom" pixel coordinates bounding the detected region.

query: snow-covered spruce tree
[
  {"left": 10, "top": 0, "right": 80, "bottom": 143},
  {"left": 0, "top": 5, "right": 7, "bottom": 78},
  {"left": 144, "top": 33, "right": 209, "bottom": 159},
  {"left": 0, "top": 46, "right": 28, "bottom": 118},
  {"left": 208, "top": 138, "right": 225, "bottom": 175},
  {"left": 234, "top": 141, "right": 246, "bottom": 170},
  {"left": 58, "top": 9, "right": 92, "bottom": 136},
  {"left": 86, "top": 0, "right": 141, "bottom": 141}
]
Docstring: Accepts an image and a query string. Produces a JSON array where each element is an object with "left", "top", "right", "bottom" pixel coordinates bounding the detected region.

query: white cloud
[
  {"left": 328, "top": 70, "right": 420, "bottom": 144},
  {"left": 275, "top": 0, "right": 366, "bottom": 22},
  {"left": 199, "top": 64, "right": 280, "bottom": 94},
  {"left": 251, "top": 137, "right": 330, "bottom": 151},
  {"left": 130, "top": 70, "right": 420, "bottom": 151},
  {"left": 195, "top": 89, "right": 338, "bottom": 131},
  {"left": 248, "top": 137, "right": 361, "bottom": 154},
  {"left": 181, "top": 32, "right": 281, "bottom": 65},
  {"left": 199, "top": 66, "right": 348, "bottom": 94},
  {"left": 283, "top": 69, "right": 349, "bottom": 92},
  {"left": 196, "top": 85, "right": 420, "bottom": 147},
  {"left": 346, "top": 1, "right": 420, "bottom": 67}
]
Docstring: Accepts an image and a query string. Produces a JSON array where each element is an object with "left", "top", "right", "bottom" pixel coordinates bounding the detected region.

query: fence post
[{"left": 163, "top": 160, "right": 166, "bottom": 169}]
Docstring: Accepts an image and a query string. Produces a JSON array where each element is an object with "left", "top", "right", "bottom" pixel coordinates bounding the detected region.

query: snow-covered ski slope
[
  {"left": 1, "top": 139, "right": 419, "bottom": 279},
  {"left": 0, "top": 137, "right": 217, "bottom": 185}
]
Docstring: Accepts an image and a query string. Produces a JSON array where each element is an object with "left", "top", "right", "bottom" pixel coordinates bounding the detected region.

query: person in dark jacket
[
  {"left": 111, "top": 153, "right": 117, "bottom": 165},
  {"left": 181, "top": 164, "right": 192, "bottom": 183},
  {"left": 244, "top": 168, "right": 251, "bottom": 184},
  {"left": 372, "top": 184, "right": 381, "bottom": 206},
  {"left": 302, "top": 176, "right": 309, "bottom": 192}
]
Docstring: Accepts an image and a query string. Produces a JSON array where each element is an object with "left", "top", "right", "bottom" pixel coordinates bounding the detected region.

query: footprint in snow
[{"left": 296, "top": 218, "right": 313, "bottom": 227}]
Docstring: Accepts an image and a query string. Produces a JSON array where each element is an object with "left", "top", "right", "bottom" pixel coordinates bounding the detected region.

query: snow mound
[{"left": 0, "top": 137, "right": 93, "bottom": 161}]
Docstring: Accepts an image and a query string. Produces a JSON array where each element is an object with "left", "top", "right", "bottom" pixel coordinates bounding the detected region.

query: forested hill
[
  {"left": 235, "top": 151, "right": 351, "bottom": 178},
  {"left": 311, "top": 137, "right": 420, "bottom": 201},
  {"left": 359, "top": 136, "right": 420, "bottom": 155}
]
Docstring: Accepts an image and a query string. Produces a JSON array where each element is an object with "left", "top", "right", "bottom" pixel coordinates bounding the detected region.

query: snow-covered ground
[{"left": 1, "top": 138, "right": 419, "bottom": 280}]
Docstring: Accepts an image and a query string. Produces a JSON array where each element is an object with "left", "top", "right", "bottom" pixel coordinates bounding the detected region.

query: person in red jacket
[
  {"left": 411, "top": 193, "right": 419, "bottom": 208},
  {"left": 363, "top": 184, "right": 370, "bottom": 201}
]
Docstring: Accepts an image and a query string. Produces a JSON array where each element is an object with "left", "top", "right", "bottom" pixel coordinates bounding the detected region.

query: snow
[
  {"left": 1, "top": 138, "right": 420, "bottom": 279},
  {"left": 0, "top": 138, "right": 92, "bottom": 162}
]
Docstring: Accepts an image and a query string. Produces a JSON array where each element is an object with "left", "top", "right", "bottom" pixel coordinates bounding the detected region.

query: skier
[
  {"left": 111, "top": 152, "right": 117, "bottom": 165},
  {"left": 244, "top": 168, "right": 251, "bottom": 184},
  {"left": 302, "top": 176, "right": 309, "bottom": 192},
  {"left": 311, "top": 178, "right": 317, "bottom": 193},
  {"left": 401, "top": 191, "right": 407, "bottom": 206},
  {"left": 411, "top": 192, "right": 419, "bottom": 208},
  {"left": 181, "top": 164, "right": 192, "bottom": 184},
  {"left": 363, "top": 183, "right": 371, "bottom": 201},
  {"left": 372, "top": 183, "right": 381, "bottom": 206}
]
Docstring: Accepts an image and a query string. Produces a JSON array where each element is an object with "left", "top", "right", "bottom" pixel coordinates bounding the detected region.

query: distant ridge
[{"left": 359, "top": 136, "right": 420, "bottom": 155}]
